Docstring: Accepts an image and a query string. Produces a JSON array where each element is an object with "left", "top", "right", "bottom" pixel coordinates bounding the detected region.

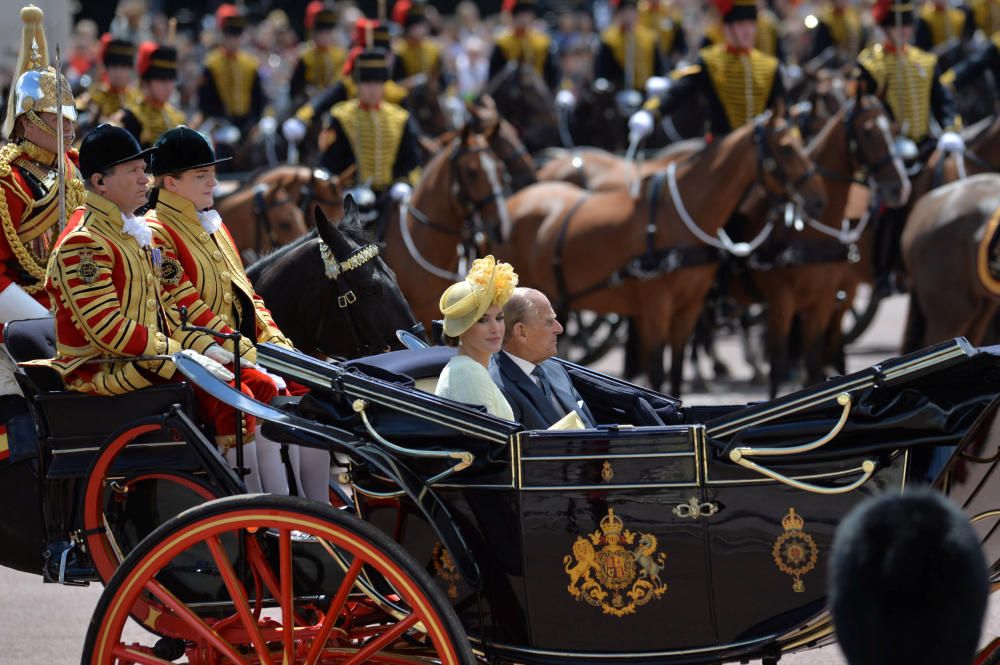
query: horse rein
[
  {"left": 752, "top": 117, "right": 817, "bottom": 205},
  {"left": 816, "top": 97, "right": 901, "bottom": 185},
  {"left": 252, "top": 183, "right": 299, "bottom": 251}
]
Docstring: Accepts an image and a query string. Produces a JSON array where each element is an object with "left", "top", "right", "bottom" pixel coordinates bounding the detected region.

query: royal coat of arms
[
  {"left": 563, "top": 508, "right": 667, "bottom": 617},
  {"left": 772, "top": 507, "right": 818, "bottom": 593}
]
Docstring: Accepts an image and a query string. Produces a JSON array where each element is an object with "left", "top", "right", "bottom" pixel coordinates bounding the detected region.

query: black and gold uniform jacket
[
  {"left": 76, "top": 81, "right": 143, "bottom": 123},
  {"left": 489, "top": 28, "right": 562, "bottom": 91},
  {"left": 638, "top": 1, "right": 688, "bottom": 62},
  {"left": 0, "top": 141, "right": 84, "bottom": 307},
  {"left": 392, "top": 38, "right": 444, "bottom": 86},
  {"left": 948, "top": 32, "right": 1000, "bottom": 90},
  {"left": 320, "top": 100, "right": 422, "bottom": 190},
  {"left": 808, "top": 4, "right": 867, "bottom": 61},
  {"left": 594, "top": 24, "right": 665, "bottom": 92},
  {"left": 969, "top": 0, "right": 1000, "bottom": 36},
  {"left": 198, "top": 47, "right": 266, "bottom": 132},
  {"left": 289, "top": 42, "right": 348, "bottom": 102},
  {"left": 856, "top": 43, "right": 959, "bottom": 142},
  {"left": 147, "top": 188, "right": 292, "bottom": 362},
  {"left": 645, "top": 43, "right": 783, "bottom": 136},
  {"left": 121, "top": 97, "right": 188, "bottom": 149},
  {"left": 915, "top": 2, "right": 975, "bottom": 50},
  {"left": 293, "top": 78, "right": 409, "bottom": 127},
  {"left": 41, "top": 193, "right": 223, "bottom": 395}
]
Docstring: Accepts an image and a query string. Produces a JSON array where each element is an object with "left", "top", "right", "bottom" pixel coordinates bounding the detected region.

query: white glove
[
  {"left": 255, "top": 363, "right": 288, "bottom": 391},
  {"left": 628, "top": 110, "right": 655, "bottom": 142},
  {"left": 258, "top": 116, "right": 277, "bottom": 136},
  {"left": 179, "top": 349, "right": 235, "bottom": 383},
  {"left": 645, "top": 76, "right": 670, "bottom": 98},
  {"left": 214, "top": 125, "right": 241, "bottom": 145},
  {"left": 282, "top": 117, "right": 307, "bottom": 144},
  {"left": 203, "top": 343, "right": 253, "bottom": 368},
  {"left": 389, "top": 182, "right": 412, "bottom": 202},
  {"left": 0, "top": 283, "right": 49, "bottom": 322},
  {"left": 555, "top": 89, "right": 577, "bottom": 109},
  {"left": 937, "top": 131, "right": 965, "bottom": 153}
]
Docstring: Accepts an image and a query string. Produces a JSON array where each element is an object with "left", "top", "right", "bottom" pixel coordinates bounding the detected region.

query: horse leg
[
  {"left": 901, "top": 294, "right": 928, "bottom": 353},
  {"left": 800, "top": 305, "right": 832, "bottom": 387},
  {"left": 766, "top": 292, "right": 796, "bottom": 399},
  {"left": 668, "top": 301, "right": 707, "bottom": 398},
  {"left": 623, "top": 317, "right": 643, "bottom": 381}
]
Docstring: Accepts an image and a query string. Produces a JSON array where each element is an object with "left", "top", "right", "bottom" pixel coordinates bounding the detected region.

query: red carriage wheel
[{"left": 82, "top": 494, "right": 475, "bottom": 665}]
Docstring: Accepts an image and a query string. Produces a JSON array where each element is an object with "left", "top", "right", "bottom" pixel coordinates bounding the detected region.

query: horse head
[
  {"left": 471, "top": 95, "right": 537, "bottom": 192},
  {"left": 450, "top": 124, "right": 513, "bottom": 247},
  {"left": 757, "top": 108, "right": 827, "bottom": 221},
  {"left": 843, "top": 91, "right": 911, "bottom": 208},
  {"left": 312, "top": 200, "right": 424, "bottom": 356},
  {"left": 300, "top": 167, "right": 346, "bottom": 225},
  {"left": 254, "top": 176, "right": 309, "bottom": 249}
]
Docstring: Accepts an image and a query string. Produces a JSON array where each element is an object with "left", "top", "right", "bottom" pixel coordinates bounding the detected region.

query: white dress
[{"left": 435, "top": 354, "right": 515, "bottom": 420}]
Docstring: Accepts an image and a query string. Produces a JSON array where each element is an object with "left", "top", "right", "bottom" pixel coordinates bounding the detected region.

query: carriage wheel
[
  {"left": 558, "top": 311, "right": 627, "bottom": 366},
  {"left": 841, "top": 284, "right": 883, "bottom": 345},
  {"left": 82, "top": 494, "right": 475, "bottom": 665}
]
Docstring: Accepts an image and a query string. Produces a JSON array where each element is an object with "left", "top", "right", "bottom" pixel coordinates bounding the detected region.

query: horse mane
[{"left": 246, "top": 229, "right": 318, "bottom": 280}]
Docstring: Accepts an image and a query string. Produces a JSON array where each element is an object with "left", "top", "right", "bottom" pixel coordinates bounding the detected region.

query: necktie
[{"left": 532, "top": 365, "right": 558, "bottom": 410}]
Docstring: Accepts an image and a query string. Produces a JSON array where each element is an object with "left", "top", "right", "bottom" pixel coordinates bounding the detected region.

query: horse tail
[{"left": 902, "top": 293, "right": 927, "bottom": 354}]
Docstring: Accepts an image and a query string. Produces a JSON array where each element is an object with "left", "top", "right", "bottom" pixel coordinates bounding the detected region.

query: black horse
[{"left": 247, "top": 199, "right": 424, "bottom": 358}]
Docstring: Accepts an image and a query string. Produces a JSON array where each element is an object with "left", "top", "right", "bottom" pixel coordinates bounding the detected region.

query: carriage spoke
[
  {"left": 340, "top": 613, "right": 420, "bottom": 665},
  {"left": 206, "top": 535, "right": 276, "bottom": 665},
  {"left": 279, "top": 528, "right": 295, "bottom": 664},
  {"left": 304, "top": 555, "right": 365, "bottom": 665},
  {"left": 144, "top": 579, "right": 247, "bottom": 663},
  {"left": 110, "top": 645, "right": 175, "bottom": 665}
]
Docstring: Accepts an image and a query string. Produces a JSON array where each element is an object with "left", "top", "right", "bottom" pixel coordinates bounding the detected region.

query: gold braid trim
[
  {"left": 0, "top": 144, "right": 23, "bottom": 178},
  {"left": 0, "top": 143, "right": 52, "bottom": 293}
]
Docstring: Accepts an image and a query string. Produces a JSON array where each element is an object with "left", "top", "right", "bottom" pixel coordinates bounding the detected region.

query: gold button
[
  {"left": 146, "top": 299, "right": 156, "bottom": 311},
  {"left": 212, "top": 250, "right": 223, "bottom": 261},
  {"left": 221, "top": 271, "right": 230, "bottom": 280},
  {"left": 198, "top": 232, "right": 210, "bottom": 243},
  {"left": 146, "top": 273, "right": 154, "bottom": 284},
  {"left": 221, "top": 314, "right": 229, "bottom": 321},
  {"left": 223, "top": 292, "right": 233, "bottom": 303}
]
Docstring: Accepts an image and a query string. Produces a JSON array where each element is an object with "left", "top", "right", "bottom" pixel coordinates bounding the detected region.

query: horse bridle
[
  {"left": 252, "top": 183, "right": 299, "bottom": 250},
  {"left": 753, "top": 117, "right": 817, "bottom": 205},
  {"left": 298, "top": 169, "right": 343, "bottom": 216},
  {"left": 819, "top": 97, "right": 900, "bottom": 185},
  {"left": 313, "top": 240, "right": 424, "bottom": 358}
]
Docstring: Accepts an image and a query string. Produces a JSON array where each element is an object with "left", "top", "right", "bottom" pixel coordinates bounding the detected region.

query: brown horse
[
  {"left": 499, "top": 112, "right": 826, "bottom": 395},
  {"left": 382, "top": 125, "right": 513, "bottom": 327},
  {"left": 468, "top": 96, "right": 538, "bottom": 192},
  {"left": 745, "top": 94, "right": 910, "bottom": 397},
  {"left": 901, "top": 174, "right": 1000, "bottom": 351},
  {"left": 214, "top": 166, "right": 344, "bottom": 261},
  {"left": 537, "top": 140, "right": 704, "bottom": 192}
]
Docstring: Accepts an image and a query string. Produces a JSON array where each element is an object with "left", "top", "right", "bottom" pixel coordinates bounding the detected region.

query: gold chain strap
[{"left": 0, "top": 184, "right": 47, "bottom": 293}]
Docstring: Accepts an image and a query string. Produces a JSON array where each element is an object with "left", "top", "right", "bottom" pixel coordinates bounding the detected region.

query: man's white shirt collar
[{"left": 503, "top": 351, "right": 538, "bottom": 384}]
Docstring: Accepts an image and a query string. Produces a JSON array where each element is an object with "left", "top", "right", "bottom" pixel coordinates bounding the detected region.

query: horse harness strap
[
  {"left": 252, "top": 186, "right": 279, "bottom": 250},
  {"left": 747, "top": 237, "right": 857, "bottom": 271}
]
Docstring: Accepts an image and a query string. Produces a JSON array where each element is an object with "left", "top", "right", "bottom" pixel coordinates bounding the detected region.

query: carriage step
[{"left": 41, "top": 540, "right": 98, "bottom": 586}]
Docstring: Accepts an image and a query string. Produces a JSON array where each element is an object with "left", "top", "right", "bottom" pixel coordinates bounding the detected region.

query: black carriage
[{"left": 2, "top": 316, "right": 1000, "bottom": 665}]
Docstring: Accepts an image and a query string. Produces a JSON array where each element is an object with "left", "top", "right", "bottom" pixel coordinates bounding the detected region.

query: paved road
[{"left": 1, "top": 294, "right": 997, "bottom": 663}]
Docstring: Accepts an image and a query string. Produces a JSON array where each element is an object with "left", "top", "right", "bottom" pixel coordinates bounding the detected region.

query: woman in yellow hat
[{"left": 436, "top": 256, "right": 518, "bottom": 420}]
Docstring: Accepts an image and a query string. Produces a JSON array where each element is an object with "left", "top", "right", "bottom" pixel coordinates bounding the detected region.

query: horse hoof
[{"left": 712, "top": 362, "right": 731, "bottom": 379}]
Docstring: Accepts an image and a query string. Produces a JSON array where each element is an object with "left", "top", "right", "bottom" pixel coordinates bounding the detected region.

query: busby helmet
[
  {"left": 136, "top": 42, "right": 177, "bottom": 81},
  {"left": 216, "top": 3, "right": 247, "bottom": 36},
  {"left": 352, "top": 18, "right": 391, "bottom": 50},
  {"left": 354, "top": 48, "right": 390, "bottom": 83},
  {"left": 609, "top": 0, "right": 638, "bottom": 12},
  {"left": 393, "top": 0, "right": 428, "bottom": 29},
  {"left": 79, "top": 124, "right": 154, "bottom": 179},
  {"left": 3, "top": 6, "right": 77, "bottom": 141},
  {"left": 829, "top": 490, "right": 988, "bottom": 665},
  {"left": 150, "top": 126, "right": 230, "bottom": 176},
  {"left": 100, "top": 34, "right": 135, "bottom": 68},
  {"left": 305, "top": 1, "right": 338, "bottom": 33},
  {"left": 502, "top": 0, "right": 538, "bottom": 16},
  {"left": 872, "top": 0, "right": 914, "bottom": 26},
  {"left": 716, "top": 0, "right": 757, "bottom": 23}
]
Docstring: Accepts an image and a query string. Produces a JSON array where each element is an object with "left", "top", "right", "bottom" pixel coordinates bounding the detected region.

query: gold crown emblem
[
  {"left": 600, "top": 508, "right": 624, "bottom": 538},
  {"left": 782, "top": 508, "right": 805, "bottom": 532}
]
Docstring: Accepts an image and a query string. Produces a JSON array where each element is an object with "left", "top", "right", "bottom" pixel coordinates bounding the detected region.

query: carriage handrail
[
  {"left": 728, "top": 393, "right": 853, "bottom": 461},
  {"left": 731, "top": 456, "right": 877, "bottom": 495},
  {"left": 352, "top": 398, "right": 475, "bottom": 477}
]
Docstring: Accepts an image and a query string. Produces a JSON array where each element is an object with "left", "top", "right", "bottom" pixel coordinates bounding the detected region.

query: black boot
[{"left": 42, "top": 539, "right": 97, "bottom": 585}]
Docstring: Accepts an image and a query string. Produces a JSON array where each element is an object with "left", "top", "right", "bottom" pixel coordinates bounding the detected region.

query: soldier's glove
[
  {"left": 204, "top": 343, "right": 252, "bottom": 368},
  {"left": 937, "top": 131, "right": 965, "bottom": 154},
  {"left": 389, "top": 182, "right": 413, "bottom": 203},
  {"left": 254, "top": 363, "right": 288, "bottom": 391},
  {"left": 179, "top": 349, "right": 235, "bottom": 383},
  {"left": 628, "top": 110, "right": 655, "bottom": 143},
  {"left": 645, "top": 76, "right": 670, "bottom": 98},
  {"left": 282, "top": 117, "right": 308, "bottom": 144},
  {"left": 555, "top": 89, "right": 577, "bottom": 109}
]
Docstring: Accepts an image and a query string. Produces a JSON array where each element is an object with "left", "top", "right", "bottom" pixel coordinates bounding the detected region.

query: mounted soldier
[
  {"left": 196, "top": 4, "right": 266, "bottom": 142},
  {"left": 0, "top": 7, "right": 84, "bottom": 400},
  {"left": 489, "top": 0, "right": 562, "bottom": 92},
  {"left": 638, "top": 0, "right": 688, "bottom": 67},
  {"left": 391, "top": 0, "right": 444, "bottom": 88},
  {"left": 915, "top": 0, "right": 975, "bottom": 51},
  {"left": 856, "top": 0, "right": 962, "bottom": 293},
  {"left": 631, "top": 0, "right": 784, "bottom": 142},
  {"left": 319, "top": 49, "right": 422, "bottom": 228},
  {"left": 704, "top": 0, "right": 785, "bottom": 61},
  {"left": 288, "top": 2, "right": 346, "bottom": 107},
  {"left": 119, "top": 42, "right": 186, "bottom": 149},
  {"left": 595, "top": 0, "right": 666, "bottom": 95},
  {"left": 806, "top": 0, "right": 868, "bottom": 65},
  {"left": 75, "top": 35, "right": 142, "bottom": 128}
]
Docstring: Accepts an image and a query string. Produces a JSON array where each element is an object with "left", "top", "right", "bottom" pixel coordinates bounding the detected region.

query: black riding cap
[
  {"left": 150, "top": 126, "right": 231, "bottom": 176},
  {"left": 79, "top": 124, "right": 155, "bottom": 179}
]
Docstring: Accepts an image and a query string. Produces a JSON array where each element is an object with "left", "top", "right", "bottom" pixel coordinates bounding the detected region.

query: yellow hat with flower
[{"left": 439, "top": 256, "right": 518, "bottom": 337}]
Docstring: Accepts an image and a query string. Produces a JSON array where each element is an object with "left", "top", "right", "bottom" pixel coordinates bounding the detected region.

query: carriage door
[{"left": 514, "top": 426, "right": 716, "bottom": 654}]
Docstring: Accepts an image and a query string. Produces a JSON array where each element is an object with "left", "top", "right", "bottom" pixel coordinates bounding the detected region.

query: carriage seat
[
  {"left": 346, "top": 346, "right": 456, "bottom": 394},
  {"left": 4, "top": 317, "right": 199, "bottom": 478}
]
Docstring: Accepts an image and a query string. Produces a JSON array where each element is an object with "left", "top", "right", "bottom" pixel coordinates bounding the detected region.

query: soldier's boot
[{"left": 41, "top": 478, "right": 96, "bottom": 585}]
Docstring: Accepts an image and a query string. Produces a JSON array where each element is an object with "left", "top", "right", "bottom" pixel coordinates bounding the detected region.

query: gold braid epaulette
[{"left": 0, "top": 143, "right": 53, "bottom": 294}]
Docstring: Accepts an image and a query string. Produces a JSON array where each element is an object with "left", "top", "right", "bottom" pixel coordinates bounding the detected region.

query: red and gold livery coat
[
  {"left": 147, "top": 188, "right": 292, "bottom": 360},
  {"left": 0, "top": 141, "right": 84, "bottom": 309},
  {"left": 40, "top": 192, "right": 224, "bottom": 395}
]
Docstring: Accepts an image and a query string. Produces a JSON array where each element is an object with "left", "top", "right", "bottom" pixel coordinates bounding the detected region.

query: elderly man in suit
[{"left": 489, "top": 288, "right": 596, "bottom": 429}]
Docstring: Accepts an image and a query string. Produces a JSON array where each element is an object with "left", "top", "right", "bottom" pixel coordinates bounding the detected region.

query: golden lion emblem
[{"left": 563, "top": 508, "right": 667, "bottom": 617}]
